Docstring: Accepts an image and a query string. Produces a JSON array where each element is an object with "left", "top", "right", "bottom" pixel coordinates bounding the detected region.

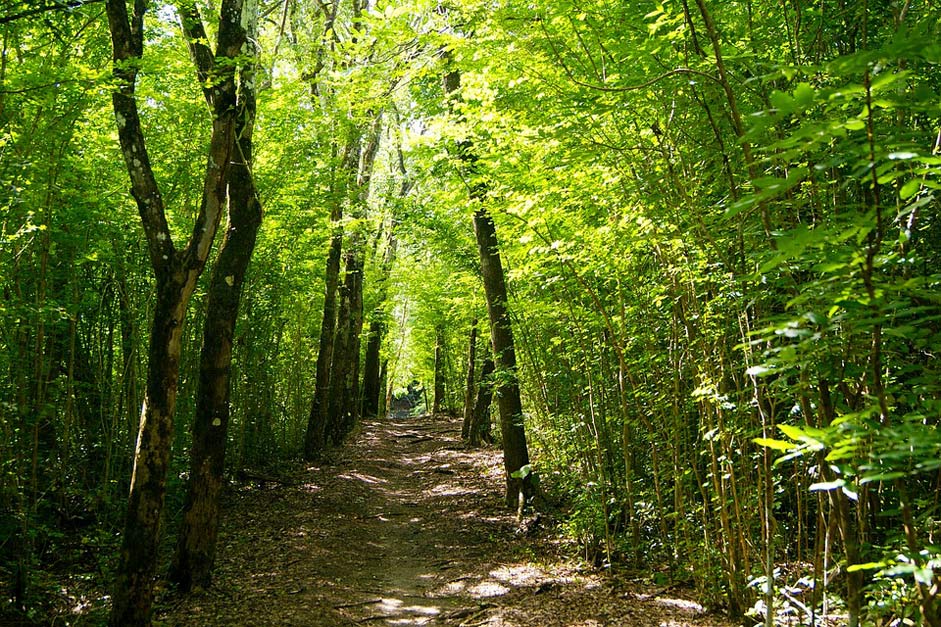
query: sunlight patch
[
  {"left": 468, "top": 580, "right": 511, "bottom": 598},
  {"left": 424, "top": 484, "right": 475, "bottom": 497},
  {"left": 440, "top": 579, "right": 469, "bottom": 594},
  {"left": 490, "top": 564, "right": 546, "bottom": 587},
  {"left": 654, "top": 597, "right": 704, "bottom": 613},
  {"left": 338, "top": 472, "right": 387, "bottom": 484}
]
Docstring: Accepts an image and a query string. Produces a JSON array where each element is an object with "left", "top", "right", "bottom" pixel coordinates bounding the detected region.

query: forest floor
[{"left": 154, "top": 414, "right": 736, "bottom": 626}]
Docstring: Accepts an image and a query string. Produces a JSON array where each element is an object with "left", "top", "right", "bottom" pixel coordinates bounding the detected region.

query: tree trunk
[
  {"left": 443, "top": 65, "right": 533, "bottom": 508},
  {"left": 327, "top": 265, "right": 354, "bottom": 445},
  {"left": 361, "top": 319, "right": 383, "bottom": 417},
  {"left": 304, "top": 223, "right": 342, "bottom": 459},
  {"left": 327, "top": 246, "right": 364, "bottom": 444},
  {"left": 361, "top": 230, "right": 396, "bottom": 418},
  {"left": 344, "top": 246, "right": 365, "bottom": 433},
  {"left": 432, "top": 325, "right": 445, "bottom": 415},
  {"left": 303, "top": 135, "right": 360, "bottom": 459},
  {"left": 461, "top": 319, "right": 478, "bottom": 439},
  {"left": 469, "top": 357, "right": 494, "bottom": 447},
  {"left": 105, "top": 0, "right": 246, "bottom": 620},
  {"left": 305, "top": 116, "right": 379, "bottom": 454},
  {"left": 110, "top": 276, "right": 188, "bottom": 625},
  {"left": 473, "top": 209, "right": 533, "bottom": 507},
  {"left": 378, "top": 359, "right": 388, "bottom": 416},
  {"left": 170, "top": 16, "right": 262, "bottom": 591}
]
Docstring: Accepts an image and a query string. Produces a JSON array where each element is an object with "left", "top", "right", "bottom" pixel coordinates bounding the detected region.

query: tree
[
  {"left": 169, "top": 0, "right": 262, "bottom": 592},
  {"left": 103, "top": 0, "right": 249, "bottom": 620},
  {"left": 443, "top": 65, "right": 534, "bottom": 508},
  {"left": 362, "top": 228, "right": 397, "bottom": 418},
  {"left": 473, "top": 209, "right": 533, "bottom": 507},
  {"left": 460, "top": 318, "right": 477, "bottom": 438},
  {"left": 432, "top": 325, "right": 445, "bottom": 414}
]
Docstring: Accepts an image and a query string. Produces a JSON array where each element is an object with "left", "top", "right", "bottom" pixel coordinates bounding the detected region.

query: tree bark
[
  {"left": 304, "top": 134, "right": 360, "bottom": 459},
  {"left": 327, "top": 240, "right": 365, "bottom": 443},
  {"left": 361, "top": 318, "right": 383, "bottom": 417},
  {"left": 327, "top": 258, "right": 355, "bottom": 444},
  {"left": 461, "top": 318, "right": 477, "bottom": 439},
  {"left": 378, "top": 359, "right": 388, "bottom": 416},
  {"left": 105, "top": 0, "right": 246, "bottom": 620},
  {"left": 432, "top": 325, "right": 445, "bottom": 415},
  {"left": 469, "top": 357, "right": 494, "bottom": 447},
  {"left": 344, "top": 245, "right": 365, "bottom": 433},
  {"left": 361, "top": 230, "right": 396, "bottom": 418},
  {"left": 170, "top": 4, "right": 261, "bottom": 591},
  {"left": 473, "top": 209, "right": 532, "bottom": 507},
  {"left": 304, "top": 222, "right": 342, "bottom": 458}
]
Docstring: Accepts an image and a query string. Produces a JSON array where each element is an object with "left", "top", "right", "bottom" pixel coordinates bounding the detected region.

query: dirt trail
[{"left": 158, "top": 414, "right": 733, "bottom": 626}]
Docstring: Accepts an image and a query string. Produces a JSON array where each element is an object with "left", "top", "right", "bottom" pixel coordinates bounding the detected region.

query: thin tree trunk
[
  {"left": 344, "top": 246, "right": 365, "bottom": 432},
  {"left": 378, "top": 360, "right": 388, "bottom": 416},
  {"left": 304, "top": 222, "right": 343, "bottom": 458},
  {"left": 473, "top": 209, "right": 533, "bottom": 507},
  {"left": 361, "top": 318, "right": 383, "bottom": 417},
  {"left": 469, "top": 357, "right": 495, "bottom": 446},
  {"left": 361, "top": 230, "right": 395, "bottom": 418},
  {"left": 170, "top": 6, "right": 261, "bottom": 590},
  {"left": 327, "top": 263, "right": 355, "bottom": 444},
  {"left": 432, "top": 325, "right": 445, "bottom": 415},
  {"left": 304, "top": 134, "right": 359, "bottom": 459},
  {"left": 461, "top": 318, "right": 478, "bottom": 439}
]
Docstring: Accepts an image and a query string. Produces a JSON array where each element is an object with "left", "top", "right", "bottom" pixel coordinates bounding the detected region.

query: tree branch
[
  {"left": 174, "top": 0, "right": 215, "bottom": 105},
  {"left": 0, "top": 0, "right": 104, "bottom": 24}
]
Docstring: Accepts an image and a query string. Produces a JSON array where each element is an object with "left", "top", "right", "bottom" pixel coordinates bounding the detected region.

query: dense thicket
[{"left": 1, "top": 1, "right": 940, "bottom": 625}]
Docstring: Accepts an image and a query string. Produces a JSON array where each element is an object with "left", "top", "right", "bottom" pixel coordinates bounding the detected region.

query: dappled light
[
  {"left": 5, "top": 0, "right": 938, "bottom": 624},
  {"left": 467, "top": 581, "right": 512, "bottom": 598}
]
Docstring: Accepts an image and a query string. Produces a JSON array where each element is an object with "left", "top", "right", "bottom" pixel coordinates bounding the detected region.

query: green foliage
[{"left": 3, "top": 0, "right": 941, "bottom": 623}]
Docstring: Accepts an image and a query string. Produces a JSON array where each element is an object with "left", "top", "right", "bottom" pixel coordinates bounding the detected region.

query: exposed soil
[{"left": 155, "top": 414, "right": 736, "bottom": 626}]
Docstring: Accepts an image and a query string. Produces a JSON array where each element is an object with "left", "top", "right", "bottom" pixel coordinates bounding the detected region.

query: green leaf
[
  {"left": 793, "top": 82, "right": 815, "bottom": 109},
  {"left": 511, "top": 464, "right": 532, "bottom": 480},
  {"left": 770, "top": 90, "right": 795, "bottom": 114},
  {"left": 753, "top": 437, "right": 796, "bottom": 452},
  {"left": 860, "top": 471, "right": 907, "bottom": 483},
  {"left": 900, "top": 178, "right": 922, "bottom": 200},
  {"left": 847, "top": 561, "right": 888, "bottom": 572}
]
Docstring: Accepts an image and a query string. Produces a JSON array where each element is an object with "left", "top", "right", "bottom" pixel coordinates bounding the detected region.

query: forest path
[{"left": 158, "top": 414, "right": 733, "bottom": 626}]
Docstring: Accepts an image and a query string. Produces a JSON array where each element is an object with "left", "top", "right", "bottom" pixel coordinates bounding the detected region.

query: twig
[
  {"left": 448, "top": 603, "right": 495, "bottom": 623},
  {"left": 458, "top": 608, "right": 494, "bottom": 627},
  {"left": 334, "top": 598, "right": 383, "bottom": 610},
  {"left": 403, "top": 436, "right": 434, "bottom": 444}
]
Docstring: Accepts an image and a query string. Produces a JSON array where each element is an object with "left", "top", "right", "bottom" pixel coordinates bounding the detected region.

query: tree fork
[{"left": 105, "top": 0, "right": 246, "bottom": 618}]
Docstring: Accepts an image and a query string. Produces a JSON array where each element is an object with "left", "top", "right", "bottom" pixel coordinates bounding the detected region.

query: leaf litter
[{"left": 156, "top": 414, "right": 735, "bottom": 626}]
